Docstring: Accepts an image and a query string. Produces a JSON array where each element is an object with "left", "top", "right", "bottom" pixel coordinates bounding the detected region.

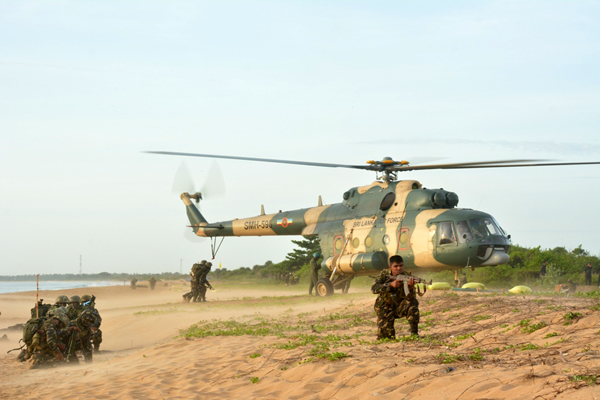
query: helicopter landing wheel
[{"left": 316, "top": 278, "right": 334, "bottom": 297}]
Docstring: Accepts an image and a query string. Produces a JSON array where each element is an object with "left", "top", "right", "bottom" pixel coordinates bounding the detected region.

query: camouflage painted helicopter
[{"left": 148, "top": 151, "right": 600, "bottom": 296}]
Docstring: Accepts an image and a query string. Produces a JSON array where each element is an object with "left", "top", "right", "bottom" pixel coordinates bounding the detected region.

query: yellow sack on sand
[
  {"left": 427, "top": 282, "right": 452, "bottom": 290},
  {"left": 508, "top": 285, "right": 532, "bottom": 294},
  {"left": 462, "top": 282, "right": 486, "bottom": 290}
]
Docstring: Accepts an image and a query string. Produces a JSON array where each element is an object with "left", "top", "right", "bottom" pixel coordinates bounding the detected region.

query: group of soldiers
[
  {"left": 130, "top": 277, "right": 157, "bottom": 290},
  {"left": 17, "top": 294, "right": 103, "bottom": 368},
  {"left": 183, "top": 260, "right": 213, "bottom": 302}
]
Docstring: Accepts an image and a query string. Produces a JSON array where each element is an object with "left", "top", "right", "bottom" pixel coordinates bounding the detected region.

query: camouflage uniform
[
  {"left": 66, "top": 310, "right": 95, "bottom": 363},
  {"left": 149, "top": 277, "right": 157, "bottom": 290},
  {"left": 371, "top": 270, "right": 420, "bottom": 339},
  {"left": 196, "top": 263, "right": 212, "bottom": 302},
  {"left": 29, "top": 315, "right": 68, "bottom": 368},
  {"left": 183, "top": 262, "right": 205, "bottom": 302},
  {"left": 81, "top": 295, "right": 102, "bottom": 352}
]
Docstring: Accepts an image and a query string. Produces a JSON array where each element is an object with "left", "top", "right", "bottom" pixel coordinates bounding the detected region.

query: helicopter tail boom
[{"left": 181, "top": 192, "right": 208, "bottom": 226}]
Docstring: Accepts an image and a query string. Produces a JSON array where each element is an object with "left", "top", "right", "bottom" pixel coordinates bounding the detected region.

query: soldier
[
  {"left": 81, "top": 294, "right": 103, "bottom": 353},
  {"left": 67, "top": 295, "right": 82, "bottom": 321},
  {"left": 191, "top": 261, "right": 206, "bottom": 302},
  {"left": 130, "top": 277, "right": 138, "bottom": 289},
  {"left": 371, "top": 255, "right": 420, "bottom": 339},
  {"left": 66, "top": 310, "right": 96, "bottom": 363},
  {"left": 183, "top": 261, "right": 205, "bottom": 302},
  {"left": 149, "top": 277, "right": 157, "bottom": 290},
  {"left": 29, "top": 309, "right": 70, "bottom": 369},
  {"left": 584, "top": 263, "right": 593, "bottom": 286},
  {"left": 197, "top": 262, "right": 213, "bottom": 302},
  {"left": 49, "top": 295, "right": 70, "bottom": 316},
  {"left": 308, "top": 252, "right": 321, "bottom": 295},
  {"left": 539, "top": 261, "right": 547, "bottom": 283}
]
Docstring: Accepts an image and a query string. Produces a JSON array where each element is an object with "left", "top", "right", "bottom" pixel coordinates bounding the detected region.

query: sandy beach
[{"left": 1, "top": 280, "right": 600, "bottom": 399}]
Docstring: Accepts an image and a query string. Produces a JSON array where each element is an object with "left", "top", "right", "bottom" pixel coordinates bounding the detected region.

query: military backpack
[{"left": 23, "top": 317, "right": 45, "bottom": 346}]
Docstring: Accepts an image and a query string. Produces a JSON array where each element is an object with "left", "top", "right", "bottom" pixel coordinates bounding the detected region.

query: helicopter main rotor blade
[
  {"left": 145, "top": 151, "right": 369, "bottom": 170},
  {"left": 395, "top": 160, "right": 600, "bottom": 171}
]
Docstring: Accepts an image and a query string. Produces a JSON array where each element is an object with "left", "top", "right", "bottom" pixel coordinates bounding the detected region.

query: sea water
[{"left": 0, "top": 281, "right": 125, "bottom": 295}]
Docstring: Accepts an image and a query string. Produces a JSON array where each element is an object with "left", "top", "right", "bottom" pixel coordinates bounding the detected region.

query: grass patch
[
  {"left": 520, "top": 343, "right": 540, "bottom": 351},
  {"left": 570, "top": 375, "right": 597, "bottom": 385}
]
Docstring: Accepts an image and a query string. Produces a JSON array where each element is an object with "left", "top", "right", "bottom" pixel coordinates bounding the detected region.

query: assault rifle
[
  {"left": 386, "top": 274, "right": 432, "bottom": 296},
  {"left": 66, "top": 330, "right": 77, "bottom": 362}
]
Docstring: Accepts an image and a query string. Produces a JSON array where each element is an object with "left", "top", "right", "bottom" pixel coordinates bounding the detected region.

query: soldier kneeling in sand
[
  {"left": 28, "top": 310, "right": 70, "bottom": 369},
  {"left": 371, "top": 255, "right": 421, "bottom": 339}
]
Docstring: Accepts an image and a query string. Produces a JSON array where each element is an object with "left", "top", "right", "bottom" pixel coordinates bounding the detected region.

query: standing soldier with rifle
[
  {"left": 371, "top": 255, "right": 427, "bottom": 339},
  {"left": 197, "top": 262, "right": 213, "bottom": 302},
  {"left": 183, "top": 261, "right": 206, "bottom": 302}
]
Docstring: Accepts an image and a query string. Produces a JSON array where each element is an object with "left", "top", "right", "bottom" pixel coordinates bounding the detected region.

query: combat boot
[
  {"left": 94, "top": 343, "right": 100, "bottom": 353},
  {"left": 409, "top": 322, "right": 419, "bottom": 338}
]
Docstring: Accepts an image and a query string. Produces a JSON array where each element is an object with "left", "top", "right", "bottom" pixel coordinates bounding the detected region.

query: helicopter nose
[{"left": 480, "top": 250, "right": 510, "bottom": 266}]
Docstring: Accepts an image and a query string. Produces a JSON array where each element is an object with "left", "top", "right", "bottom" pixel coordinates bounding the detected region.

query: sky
[{"left": 1, "top": 1, "right": 599, "bottom": 275}]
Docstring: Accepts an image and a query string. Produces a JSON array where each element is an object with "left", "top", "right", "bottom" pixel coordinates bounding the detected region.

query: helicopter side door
[{"left": 434, "top": 221, "right": 457, "bottom": 257}]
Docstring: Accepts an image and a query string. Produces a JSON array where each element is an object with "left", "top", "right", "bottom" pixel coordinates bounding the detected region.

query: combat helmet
[
  {"left": 200, "top": 260, "right": 207, "bottom": 265},
  {"left": 206, "top": 262, "right": 212, "bottom": 269},
  {"left": 313, "top": 252, "right": 321, "bottom": 258},
  {"left": 81, "top": 294, "right": 92, "bottom": 302},
  {"left": 77, "top": 309, "right": 96, "bottom": 326},
  {"left": 55, "top": 295, "right": 69, "bottom": 305},
  {"left": 53, "top": 309, "right": 69, "bottom": 328},
  {"left": 70, "top": 295, "right": 81, "bottom": 304}
]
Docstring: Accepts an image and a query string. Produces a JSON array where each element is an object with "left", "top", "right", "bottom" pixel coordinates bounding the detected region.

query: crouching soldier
[
  {"left": 29, "top": 310, "right": 70, "bottom": 369},
  {"left": 371, "top": 255, "right": 421, "bottom": 340},
  {"left": 81, "top": 294, "right": 103, "bottom": 352},
  {"left": 66, "top": 310, "right": 96, "bottom": 363},
  {"left": 67, "top": 295, "right": 82, "bottom": 321}
]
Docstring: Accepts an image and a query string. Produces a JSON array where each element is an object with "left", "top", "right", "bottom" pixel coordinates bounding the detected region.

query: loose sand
[{"left": 1, "top": 281, "right": 599, "bottom": 399}]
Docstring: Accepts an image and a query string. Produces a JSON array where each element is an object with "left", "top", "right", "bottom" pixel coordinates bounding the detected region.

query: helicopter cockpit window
[
  {"left": 455, "top": 221, "right": 473, "bottom": 243},
  {"left": 469, "top": 218, "right": 502, "bottom": 238},
  {"left": 438, "top": 222, "right": 456, "bottom": 245},
  {"left": 379, "top": 192, "right": 396, "bottom": 211}
]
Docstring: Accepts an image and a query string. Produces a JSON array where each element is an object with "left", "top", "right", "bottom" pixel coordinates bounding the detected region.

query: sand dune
[{"left": 1, "top": 281, "right": 600, "bottom": 399}]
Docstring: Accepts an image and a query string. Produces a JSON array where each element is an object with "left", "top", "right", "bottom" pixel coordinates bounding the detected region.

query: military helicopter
[{"left": 147, "top": 151, "right": 600, "bottom": 296}]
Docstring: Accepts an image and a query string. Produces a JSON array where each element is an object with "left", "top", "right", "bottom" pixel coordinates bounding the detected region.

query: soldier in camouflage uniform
[
  {"left": 49, "top": 295, "right": 70, "bottom": 316},
  {"left": 371, "top": 255, "right": 421, "bottom": 339},
  {"left": 81, "top": 294, "right": 103, "bottom": 352},
  {"left": 66, "top": 309, "right": 96, "bottom": 363},
  {"left": 29, "top": 310, "right": 69, "bottom": 368},
  {"left": 183, "top": 261, "right": 205, "bottom": 302},
  {"left": 196, "top": 262, "right": 213, "bottom": 302},
  {"left": 67, "top": 295, "right": 82, "bottom": 321}
]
